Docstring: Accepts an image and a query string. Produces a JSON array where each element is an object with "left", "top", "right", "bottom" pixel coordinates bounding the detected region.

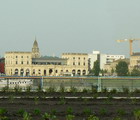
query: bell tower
[{"left": 32, "top": 38, "right": 40, "bottom": 58}]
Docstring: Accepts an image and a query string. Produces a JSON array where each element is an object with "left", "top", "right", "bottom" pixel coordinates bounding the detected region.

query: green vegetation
[
  {"left": 92, "top": 60, "right": 100, "bottom": 76},
  {"left": 134, "top": 109, "right": 140, "bottom": 120},
  {"left": 33, "top": 109, "right": 41, "bottom": 115},
  {"left": 66, "top": 114, "right": 75, "bottom": 120},
  {"left": 46, "top": 86, "right": 56, "bottom": 93},
  {"left": 116, "top": 61, "right": 128, "bottom": 76},
  {"left": 131, "top": 68, "right": 140, "bottom": 76},
  {"left": 23, "top": 112, "right": 32, "bottom": 120},
  {"left": 16, "top": 109, "right": 26, "bottom": 116},
  {"left": 83, "top": 108, "right": 92, "bottom": 116},
  {"left": 66, "top": 107, "right": 73, "bottom": 115},
  {"left": 87, "top": 115, "right": 99, "bottom": 120},
  {"left": 0, "top": 108, "right": 7, "bottom": 116},
  {"left": 59, "top": 83, "right": 66, "bottom": 93},
  {"left": 42, "top": 112, "right": 56, "bottom": 120},
  {"left": 14, "top": 85, "right": 22, "bottom": 93}
]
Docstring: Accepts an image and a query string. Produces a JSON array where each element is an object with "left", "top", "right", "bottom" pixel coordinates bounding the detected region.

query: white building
[
  {"left": 88, "top": 51, "right": 100, "bottom": 70},
  {"left": 88, "top": 51, "right": 125, "bottom": 70}
]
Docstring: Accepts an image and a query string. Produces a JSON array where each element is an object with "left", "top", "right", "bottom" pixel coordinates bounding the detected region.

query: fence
[{"left": 0, "top": 76, "right": 140, "bottom": 92}]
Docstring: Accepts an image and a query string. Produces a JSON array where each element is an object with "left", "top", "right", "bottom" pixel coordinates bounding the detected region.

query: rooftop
[
  {"left": 62, "top": 53, "right": 88, "bottom": 55},
  {"left": 34, "top": 56, "right": 66, "bottom": 60},
  {"left": 5, "top": 51, "right": 31, "bottom": 54},
  {"left": 131, "top": 52, "right": 140, "bottom": 56}
]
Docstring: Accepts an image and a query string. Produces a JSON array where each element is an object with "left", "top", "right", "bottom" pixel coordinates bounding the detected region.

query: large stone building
[
  {"left": 129, "top": 52, "right": 140, "bottom": 71},
  {"left": 5, "top": 40, "right": 88, "bottom": 76}
]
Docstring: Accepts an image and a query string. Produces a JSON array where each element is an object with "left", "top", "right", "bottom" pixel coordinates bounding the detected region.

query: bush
[
  {"left": 23, "top": 111, "right": 32, "bottom": 120},
  {"left": 110, "top": 88, "right": 117, "bottom": 94},
  {"left": 91, "top": 85, "right": 98, "bottom": 93},
  {"left": 66, "top": 107, "right": 73, "bottom": 115},
  {"left": 46, "top": 86, "right": 56, "bottom": 93},
  {"left": 0, "top": 116, "right": 10, "bottom": 120},
  {"left": 33, "top": 109, "right": 41, "bottom": 115},
  {"left": 82, "top": 88, "right": 90, "bottom": 93},
  {"left": 99, "top": 108, "right": 107, "bottom": 116},
  {"left": 0, "top": 108, "right": 7, "bottom": 116},
  {"left": 101, "top": 88, "right": 108, "bottom": 93},
  {"left": 113, "top": 116, "right": 122, "bottom": 120},
  {"left": 66, "top": 114, "right": 75, "bottom": 120},
  {"left": 14, "top": 85, "right": 22, "bottom": 93},
  {"left": 42, "top": 112, "right": 56, "bottom": 120},
  {"left": 134, "top": 109, "right": 140, "bottom": 120},
  {"left": 26, "top": 86, "right": 32, "bottom": 93},
  {"left": 87, "top": 115, "right": 99, "bottom": 120},
  {"left": 117, "top": 109, "right": 126, "bottom": 116},
  {"left": 83, "top": 108, "right": 92, "bottom": 116},
  {"left": 134, "top": 89, "right": 140, "bottom": 93},
  {"left": 58, "top": 97, "right": 66, "bottom": 105},
  {"left": 2, "top": 86, "right": 9, "bottom": 93},
  {"left": 122, "top": 87, "right": 129, "bottom": 93},
  {"left": 16, "top": 109, "right": 26, "bottom": 116},
  {"left": 69, "top": 86, "right": 78, "bottom": 93},
  {"left": 59, "top": 83, "right": 66, "bottom": 93}
]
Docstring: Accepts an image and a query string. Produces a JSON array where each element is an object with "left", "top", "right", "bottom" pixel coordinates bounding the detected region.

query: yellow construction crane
[{"left": 117, "top": 39, "right": 140, "bottom": 56}]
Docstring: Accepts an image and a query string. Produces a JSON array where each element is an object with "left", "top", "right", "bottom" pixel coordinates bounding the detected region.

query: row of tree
[{"left": 90, "top": 60, "right": 140, "bottom": 76}]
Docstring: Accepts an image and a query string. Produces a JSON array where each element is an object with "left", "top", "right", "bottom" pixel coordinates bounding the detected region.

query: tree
[
  {"left": 116, "top": 61, "right": 128, "bottom": 76},
  {"left": 93, "top": 60, "right": 100, "bottom": 76},
  {"left": 131, "top": 68, "right": 140, "bottom": 76},
  {"left": 111, "top": 68, "right": 115, "bottom": 75}
]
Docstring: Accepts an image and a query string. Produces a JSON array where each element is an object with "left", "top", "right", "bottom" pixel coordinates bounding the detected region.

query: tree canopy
[
  {"left": 116, "top": 61, "right": 128, "bottom": 76},
  {"left": 92, "top": 60, "right": 100, "bottom": 76},
  {"left": 131, "top": 68, "right": 140, "bottom": 76}
]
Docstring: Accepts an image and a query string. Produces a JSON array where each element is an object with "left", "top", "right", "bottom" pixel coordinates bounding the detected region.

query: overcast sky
[{"left": 0, "top": 0, "right": 140, "bottom": 57}]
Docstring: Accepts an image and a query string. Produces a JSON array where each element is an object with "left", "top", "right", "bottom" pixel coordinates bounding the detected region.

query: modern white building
[
  {"left": 88, "top": 51, "right": 125, "bottom": 70},
  {"left": 88, "top": 51, "right": 100, "bottom": 70}
]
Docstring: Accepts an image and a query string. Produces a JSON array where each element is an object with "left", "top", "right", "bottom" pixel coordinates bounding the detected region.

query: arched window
[
  {"left": 33, "top": 69, "right": 35, "bottom": 75},
  {"left": 72, "top": 69, "right": 76, "bottom": 76},
  {"left": 38, "top": 69, "right": 41, "bottom": 75},
  {"left": 20, "top": 69, "right": 24, "bottom": 76},
  {"left": 49, "top": 69, "right": 53, "bottom": 75},
  {"left": 26, "top": 69, "right": 30, "bottom": 76},
  {"left": 77, "top": 70, "right": 81, "bottom": 76},
  {"left": 44, "top": 70, "right": 46, "bottom": 76},
  {"left": 15, "top": 69, "right": 18, "bottom": 75},
  {"left": 83, "top": 70, "right": 86, "bottom": 75}
]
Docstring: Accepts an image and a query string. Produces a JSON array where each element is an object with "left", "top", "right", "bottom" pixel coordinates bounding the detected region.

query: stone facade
[
  {"left": 104, "top": 58, "right": 129, "bottom": 75},
  {"left": 129, "top": 53, "right": 140, "bottom": 71},
  {"left": 5, "top": 40, "right": 88, "bottom": 76}
]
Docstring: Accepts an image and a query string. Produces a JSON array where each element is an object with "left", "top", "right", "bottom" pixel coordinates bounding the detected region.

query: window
[
  {"left": 21, "top": 61, "right": 23, "bottom": 64},
  {"left": 78, "top": 62, "right": 80, "bottom": 65},
  {"left": 73, "top": 62, "right": 75, "bottom": 65},
  {"left": 16, "top": 56, "right": 18, "bottom": 58},
  {"left": 55, "top": 70, "right": 58, "bottom": 73},
  {"left": 78, "top": 57, "right": 80, "bottom": 60},
  {"left": 21, "top": 56, "right": 23, "bottom": 58},
  {"left": 73, "top": 57, "right": 75, "bottom": 59},
  {"left": 83, "top": 62, "right": 85, "bottom": 66},
  {"left": 16, "top": 61, "right": 18, "bottom": 64},
  {"left": 33, "top": 69, "right": 35, "bottom": 75},
  {"left": 27, "top": 61, "right": 29, "bottom": 64},
  {"left": 38, "top": 69, "right": 41, "bottom": 74}
]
